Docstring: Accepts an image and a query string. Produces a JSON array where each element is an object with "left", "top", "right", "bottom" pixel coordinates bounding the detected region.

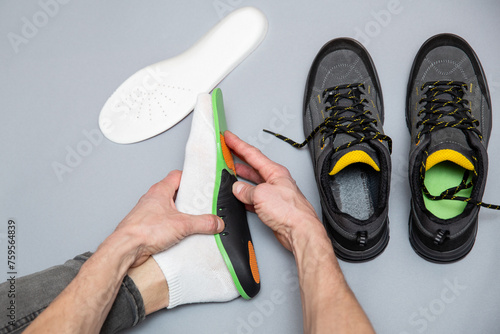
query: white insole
[{"left": 99, "top": 7, "right": 268, "bottom": 144}]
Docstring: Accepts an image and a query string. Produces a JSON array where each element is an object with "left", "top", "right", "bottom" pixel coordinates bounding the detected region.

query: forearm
[
  {"left": 25, "top": 232, "right": 138, "bottom": 334},
  {"left": 291, "top": 220, "right": 375, "bottom": 334}
]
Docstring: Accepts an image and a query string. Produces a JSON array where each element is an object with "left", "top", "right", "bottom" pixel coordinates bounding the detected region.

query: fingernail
[
  {"left": 233, "top": 182, "right": 243, "bottom": 195},
  {"left": 217, "top": 217, "right": 225, "bottom": 231}
]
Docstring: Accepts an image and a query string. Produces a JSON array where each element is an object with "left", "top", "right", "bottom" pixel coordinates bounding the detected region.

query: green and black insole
[{"left": 211, "top": 88, "right": 260, "bottom": 299}]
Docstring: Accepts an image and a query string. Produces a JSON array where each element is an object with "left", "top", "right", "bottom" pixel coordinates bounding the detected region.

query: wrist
[
  {"left": 288, "top": 214, "right": 327, "bottom": 250},
  {"left": 97, "top": 230, "right": 143, "bottom": 275},
  {"left": 289, "top": 215, "right": 339, "bottom": 270}
]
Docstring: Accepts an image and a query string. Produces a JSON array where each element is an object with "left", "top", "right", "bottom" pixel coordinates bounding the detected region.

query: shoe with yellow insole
[
  {"left": 407, "top": 34, "right": 499, "bottom": 263},
  {"left": 265, "top": 38, "right": 392, "bottom": 262}
]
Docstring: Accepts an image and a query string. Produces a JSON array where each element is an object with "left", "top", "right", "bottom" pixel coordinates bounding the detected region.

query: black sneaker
[
  {"left": 406, "top": 33, "right": 499, "bottom": 263},
  {"left": 265, "top": 38, "right": 392, "bottom": 262}
]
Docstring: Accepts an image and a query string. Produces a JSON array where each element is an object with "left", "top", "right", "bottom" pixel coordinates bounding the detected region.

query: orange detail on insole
[
  {"left": 220, "top": 134, "right": 236, "bottom": 174},
  {"left": 248, "top": 241, "right": 260, "bottom": 284}
]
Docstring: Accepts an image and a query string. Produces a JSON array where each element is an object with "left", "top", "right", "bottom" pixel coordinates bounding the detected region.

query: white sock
[{"left": 152, "top": 94, "right": 238, "bottom": 309}]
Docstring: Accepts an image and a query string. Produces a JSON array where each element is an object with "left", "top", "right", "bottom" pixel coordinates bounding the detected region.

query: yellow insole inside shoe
[{"left": 423, "top": 161, "right": 473, "bottom": 219}]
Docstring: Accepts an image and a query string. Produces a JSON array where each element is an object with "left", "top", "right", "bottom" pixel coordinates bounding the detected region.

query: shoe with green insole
[{"left": 406, "top": 34, "right": 499, "bottom": 263}]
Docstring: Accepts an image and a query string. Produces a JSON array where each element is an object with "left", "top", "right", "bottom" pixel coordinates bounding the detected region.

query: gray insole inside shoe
[{"left": 330, "top": 163, "right": 379, "bottom": 220}]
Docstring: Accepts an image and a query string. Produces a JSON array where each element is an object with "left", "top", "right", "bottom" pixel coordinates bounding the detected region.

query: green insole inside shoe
[{"left": 423, "top": 161, "right": 473, "bottom": 219}]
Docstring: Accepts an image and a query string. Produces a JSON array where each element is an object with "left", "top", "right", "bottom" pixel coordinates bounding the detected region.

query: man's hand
[
  {"left": 24, "top": 170, "right": 224, "bottom": 334},
  {"left": 112, "top": 170, "right": 224, "bottom": 267},
  {"left": 224, "top": 131, "right": 375, "bottom": 334},
  {"left": 224, "top": 131, "right": 319, "bottom": 251}
]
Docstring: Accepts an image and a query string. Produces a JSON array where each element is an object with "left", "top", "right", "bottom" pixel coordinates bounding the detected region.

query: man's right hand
[
  {"left": 224, "top": 130, "right": 321, "bottom": 251},
  {"left": 224, "top": 130, "right": 376, "bottom": 334}
]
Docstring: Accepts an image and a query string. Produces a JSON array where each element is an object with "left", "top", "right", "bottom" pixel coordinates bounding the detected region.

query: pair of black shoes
[{"left": 266, "top": 34, "right": 496, "bottom": 263}]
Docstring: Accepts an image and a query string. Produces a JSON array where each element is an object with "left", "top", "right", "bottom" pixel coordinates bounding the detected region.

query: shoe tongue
[
  {"left": 425, "top": 124, "right": 475, "bottom": 171},
  {"left": 424, "top": 83, "right": 471, "bottom": 157},
  {"left": 328, "top": 144, "right": 380, "bottom": 175},
  {"left": 325, "top": 86, "right": 360, "bottom": 115},
  {"left": 429, "top": 126, "right": 469, "bottom": 148}
]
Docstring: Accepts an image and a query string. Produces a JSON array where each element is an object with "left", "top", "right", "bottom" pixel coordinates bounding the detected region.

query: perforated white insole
[{"left": 99, "top": 7, "right": 268, "bottom": 144}]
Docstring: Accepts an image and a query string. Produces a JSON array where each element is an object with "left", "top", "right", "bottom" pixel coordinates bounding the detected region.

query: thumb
[
  {"left": 183, "top": 214, "right": 225, "bottom": 236},
  {"left": 232, "top": 181, "right": 255, "bottom": 205}
]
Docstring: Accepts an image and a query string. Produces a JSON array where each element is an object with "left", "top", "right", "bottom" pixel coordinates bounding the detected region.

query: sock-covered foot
[{"left": 152, "top": 94, "right": 238, "bottom": 309}]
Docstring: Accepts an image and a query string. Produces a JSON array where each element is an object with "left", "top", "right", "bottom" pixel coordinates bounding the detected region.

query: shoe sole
[
  {"left": 408, "top": 212, "right": 478, "bottom": 263},
  {"left": 212, "top": 88, "right": 260, "bottom": 299}
]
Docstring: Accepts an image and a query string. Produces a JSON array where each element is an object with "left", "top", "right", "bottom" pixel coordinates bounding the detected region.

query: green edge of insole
[
  {"left": 423, "top": 161, "right": 473, "bottom": 220},
  {"left": 211, "top": 88, "right": 251, "bottom": 300}
]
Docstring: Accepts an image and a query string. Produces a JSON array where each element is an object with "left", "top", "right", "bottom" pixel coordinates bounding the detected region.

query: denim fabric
[{"left": 0, "top": 252, "right": 145, "bottom": 334}]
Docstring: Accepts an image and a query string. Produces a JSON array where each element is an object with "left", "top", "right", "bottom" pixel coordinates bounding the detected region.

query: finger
[
  {"left": 244, "top": 203, "right": 256, "bottom": 213},
  {"left": 225, "top": 131, "right": 289, "bottom": 181},
  {"left": 156, "top": 170, "right": 182, "bottom": 196},
  {"left": 235, "top": 163, "right": 265, "bottom": 184},
  {"left": 143, "top": 170, "right": 183, "bottom": 208},
  {"left": 232, "top": 180, "right": 256, "bottom": 205},
  {"left": 181, "top": 213, "right": 225, "bottom": 236}
]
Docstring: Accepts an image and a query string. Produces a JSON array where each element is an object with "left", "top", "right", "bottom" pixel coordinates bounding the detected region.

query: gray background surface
[{"left": 1, "top": 1, "right": 500, "bottom": 333}]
